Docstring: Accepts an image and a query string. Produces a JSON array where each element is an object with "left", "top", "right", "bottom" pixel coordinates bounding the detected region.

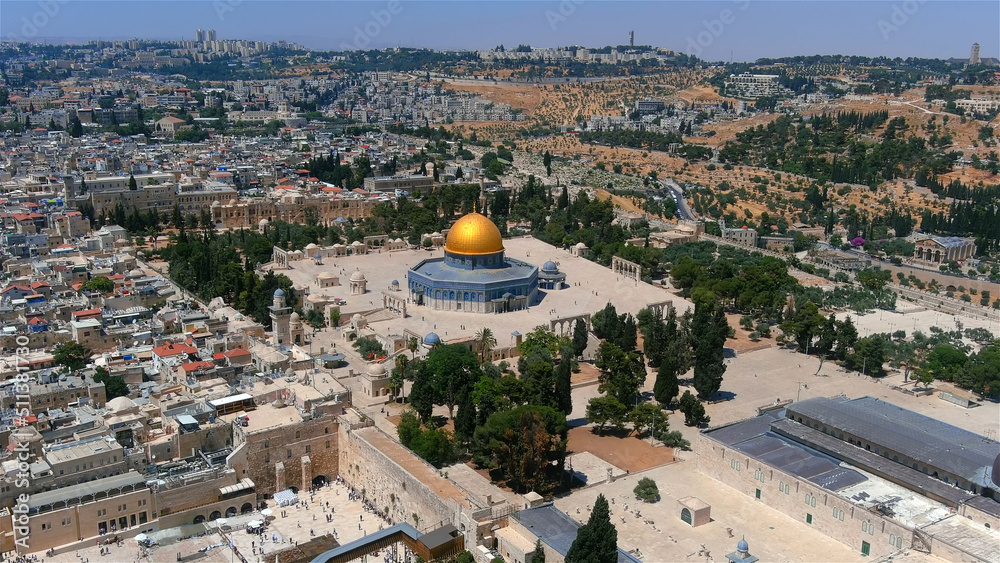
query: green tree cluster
[
  {"left": 396, "top": 409, "right": 456, "bottom": 467},
  {"left": 92, "top": 367, "right": 129, "bottom": 400}
]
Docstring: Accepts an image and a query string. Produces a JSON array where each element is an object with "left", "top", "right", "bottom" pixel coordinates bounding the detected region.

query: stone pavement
[
  {"left": 555, "top": 462, "right": 865, "bottom": 563},
  {"left": 62, "top": 480, "right": 393, "bottom": 563}
]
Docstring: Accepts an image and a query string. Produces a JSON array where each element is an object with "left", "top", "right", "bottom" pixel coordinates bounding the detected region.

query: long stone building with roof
[{"left": 699, "top": 396, "right": 1000, "bottom": 562}]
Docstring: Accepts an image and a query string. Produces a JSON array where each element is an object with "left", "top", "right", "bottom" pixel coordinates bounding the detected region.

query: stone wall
[
  {"left": 697, "top": 433, "right": 912, "bottom": 560},
  {"left": 176, "top": 421, "right": 233, "bottom": 460},
  {"left": 156, "top": 491, "right": 257, "bottom": 529},
  {"left": 338, "top": 425, "right": 455, "bottom": 532},
  {"left": 240, "top": 416, "right": 339, "bottom": 495},
  {"left": 154, "top": 472, "right": 242, "bottom": 518},
  {"left": 959, "top": 500, "right": 1000, "bottom": 530}
]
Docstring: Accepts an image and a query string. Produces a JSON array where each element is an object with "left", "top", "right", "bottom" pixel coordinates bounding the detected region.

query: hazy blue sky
[{"left": 2, "top": 1, "right": 997, "bottom": 62}]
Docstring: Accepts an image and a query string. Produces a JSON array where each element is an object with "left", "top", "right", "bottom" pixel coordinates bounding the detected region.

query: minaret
[{"left": 269, "top": 288, "right": 291, "bottom": 345}]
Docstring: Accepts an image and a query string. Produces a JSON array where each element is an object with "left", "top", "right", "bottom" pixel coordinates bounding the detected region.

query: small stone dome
[
  {"left": 211, "top": 200, "right": 221, "bottom": 207},
  {"left": 273, "top": 288, "right": 285, "bottom": 298},
  {"left": 575, "top": 241, "right": 587, "bottom": 249},
  {"left": 229, "top": 198, "right": 237, "bottom": 206},
  {"left": 259, "top": 219, "right": 270, "bottom": 228},
  {"left": 317, "top": 271, "right": 337, "bottom": 279},
  {"left": 350, "top": 269, "right": 366, "bottom": 282},
  {"left": 351, "top": 313, "right": 363, "bottom": 322},
  {"left": 367, "top": 362, "right": 387, "bottom": 376},
  {"left": 290, "top": 311, "right": 300, "bottom": 322},
  {"left": 391, "top": 279, "right": 399, "bottom": 286},
  {"left": 106, "top": 396, "right": 136, "bottom": 413},
  {"left": 424, "top": 332, "right": 441, "bottom": 345},
  {"left": 737, "top": 538, "right": 749, "bottom": 553},
  {"left": 542, "top": 261, "right": 558, "bottom": 272},
  {"left": 305, "top": 243, "right": 318, "bottom": 250}
]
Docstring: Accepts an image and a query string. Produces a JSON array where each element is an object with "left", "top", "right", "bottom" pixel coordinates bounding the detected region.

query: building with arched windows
[{"left": 407, "top": 212, "right": 540, "bottom": 313}]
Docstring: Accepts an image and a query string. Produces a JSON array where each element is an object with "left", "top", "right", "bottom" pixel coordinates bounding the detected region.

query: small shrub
[{"left": 633, "top": 477, "right": 660, "bottom": 503}]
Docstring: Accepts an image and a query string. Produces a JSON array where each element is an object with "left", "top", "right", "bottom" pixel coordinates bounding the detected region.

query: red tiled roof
[
  {"left": 224, "top": 348, "right": 251, "bottom": 358},
  {"left": 72, "top": 308, "right": 102, "bottom": 319},
  {"left": 180, "top": 360, "right": 214, "bottom": 372},
  {"left": 152, "top": 342, "right": 197, "bottom": 357},
  {"left": 2, "top": 285, "right": 31, "bottom": 293}
]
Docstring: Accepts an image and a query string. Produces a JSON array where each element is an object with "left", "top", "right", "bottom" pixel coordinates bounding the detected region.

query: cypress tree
[
  {"left": 692, "top": 302, "right": 727, "bottom": 399},
  {"left": 653, "top": 362, "right": 679, "bottom": 408},
  {"left": 566, "top": 494, "right": 618, "bottom": 563},
  {"left": 555, "top": 350, "right": 573, "bottom": 415},
  {"left": 572, "top": 318, "right": 588, "bottom": 358},
  {"left": 454, "top": 390, "right": 476, "bottom": 443},
  {"left": 532, "top": 539, "right": 546, "bottom": 563}
]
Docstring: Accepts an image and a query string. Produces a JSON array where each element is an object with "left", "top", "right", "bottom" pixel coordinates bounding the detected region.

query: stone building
[
  {"left": 210, "top": 195, "right": 377, "bottom": 230},
  {"left": 721, "top": 225, "right": 759, "bottom": 247},
  {"left": 11, "top": 457, "right": 257, "bottom": 553},
  {"left": 700, "top": 396, "right": 1000, "bottom": 561},
  {"left": 227, "top": 403, "right": 340, "bottom": 495},
  {"left": 0, "top": 375, "right": 106, "bottom": 414},
  {"left": 912, "top": 234, "right": 976, "bottom": 265}
]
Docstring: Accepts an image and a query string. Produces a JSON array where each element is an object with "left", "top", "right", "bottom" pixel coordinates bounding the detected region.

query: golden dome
[{"left": 445, "top": 212, "right": 504, "bottom": 255}]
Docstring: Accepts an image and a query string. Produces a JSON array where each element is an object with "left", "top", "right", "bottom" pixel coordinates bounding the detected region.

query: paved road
[
  {"left": 660, "top": 179, "right": 696, "bottom": 221},
  {"left": 660, "top": 180, "right": 695, "bottom": 221}
]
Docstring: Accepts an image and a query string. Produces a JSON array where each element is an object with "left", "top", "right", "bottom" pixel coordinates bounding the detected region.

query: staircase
[{"left": 364, "top": 309, "right": 398, "bottom": 324}]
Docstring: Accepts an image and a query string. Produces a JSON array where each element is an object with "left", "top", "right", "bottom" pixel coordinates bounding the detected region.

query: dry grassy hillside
[{"left": 441, "top": 76, "right": 1000, "bottom": 223}]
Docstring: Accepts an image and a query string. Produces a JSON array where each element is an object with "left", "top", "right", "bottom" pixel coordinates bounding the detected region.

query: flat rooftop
[
  {"left": 836, "top": 469, "right": 951, "bottom": 528},
  {"left": 44, "top": 436, "right": 120, "bottom": 464},
  {"left": 221, "top": 402, "right": 303, "bottom": 433},
  {"left": 921, "top": 515, "right": 1000, "bottom": 563}
]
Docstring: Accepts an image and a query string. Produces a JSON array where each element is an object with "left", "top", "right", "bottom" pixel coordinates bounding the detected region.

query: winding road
[{"left": 661, "top": 179, "right": 696, "bottom": 221}]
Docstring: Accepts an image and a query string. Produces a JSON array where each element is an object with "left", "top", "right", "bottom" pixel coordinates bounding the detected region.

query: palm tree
[
  {"left": 407, "top": 336, "right": 419, "bottom": 359},
  {"left": 475, "top": 327, "right": 496, "bottom": 363}
]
